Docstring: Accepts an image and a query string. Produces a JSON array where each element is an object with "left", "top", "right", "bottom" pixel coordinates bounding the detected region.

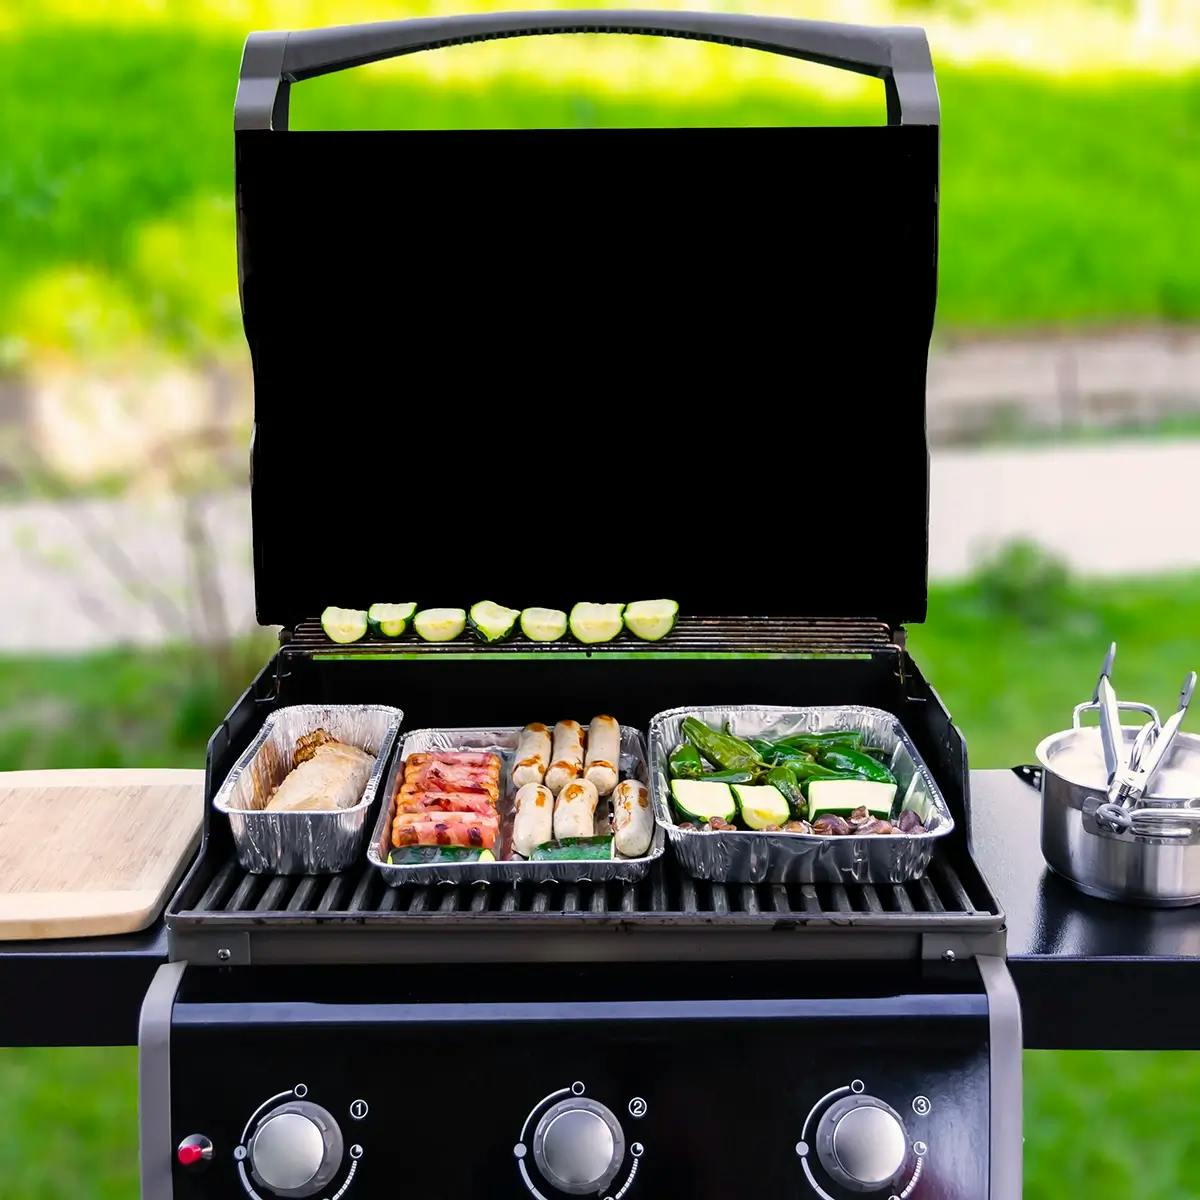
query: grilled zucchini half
[
  {"left": 623, "top": 599, "right": 679, "bottom": 641},
  {"left": 321, "top": 606, "right": 369, "bottom": 644},
  {"left": 413, "top": 608, "right": 467, "bottom": 642},
  {"left": 569, "top": 602, "right": 625, "bottom": 644},
  {"left": 368, "top": 602, "right": 416, "bottom": 638},
  {"left": 468, "top": 600, "right": 521, "bottom": 643},
  {"left": 520, "top": 607, "right": 569, "bottom": 642}
]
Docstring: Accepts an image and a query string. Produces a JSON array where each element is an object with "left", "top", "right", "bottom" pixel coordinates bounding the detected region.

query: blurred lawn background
[{"left": 2, "top": 0, "right": 1200, "bottom": 1196}]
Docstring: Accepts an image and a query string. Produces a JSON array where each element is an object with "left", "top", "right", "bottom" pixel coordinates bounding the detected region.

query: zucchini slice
[
  {"left": 530, "top": 835, "right": 613, "bottom": 861},
  {"left": 732, "top": 784, "right": 790, "bottom": 830},
  {"left": 569, "top": 602, "right": 625, "bottom": 644},
  {"left": 468, "top": 600, "right": 521, "bottom": 643},
  {"left": 368, "top": 602, "right": 416, "bottom": 638},
  {"left": 808, "top": 779, "right": 897, "bottom": 821},
  {"left": 520, "top": 607, "right": 569, "bottom": 642},
  {"left": 413, "top": 607, "right": 467, "bottom": 643},
  {"left": 623, "top": 599, "right": 679, "bottom": 642},
  {"left": 387, "top": 845, "right": 494, "bottom": 865},
  {"left": 320, "top": 606, "right": 368, "bottom": 644},
  {"left": 670, "top": 779, "right": 737, "bottom": 824}
]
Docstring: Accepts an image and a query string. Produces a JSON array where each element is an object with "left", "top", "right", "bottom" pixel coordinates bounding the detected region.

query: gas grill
[{"left": 140, "top": 12, "right": 1023, "bottom": 1200}]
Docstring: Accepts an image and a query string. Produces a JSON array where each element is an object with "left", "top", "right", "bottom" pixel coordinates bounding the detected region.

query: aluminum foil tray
[
  {"left": 214, "top": 704, "right": 403, "bottom": 875},
  {"left": 369, "top": 724, "right": 663, "bottom": 885},
  {"left": 648, "top": 705, "right": 953, "bottom": 884}
]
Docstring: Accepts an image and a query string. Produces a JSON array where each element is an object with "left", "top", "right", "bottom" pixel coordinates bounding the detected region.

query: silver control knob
[
  {"left": 815, "top": 1095, "right": 908, "bottom": 1193},
  {"left": 248, "top": 1101, "right": 344, "bottom": 1198},
  {"left": 533, "top": 1098, "right": 625, "bottom": 1195}
]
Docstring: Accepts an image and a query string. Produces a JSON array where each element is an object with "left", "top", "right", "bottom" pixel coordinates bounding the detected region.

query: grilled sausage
[
  {"left": 612, "top": 779, "right": 653, "bottom": 857},
  {"left": 554, "top": 777, "right": 599, "bottom": 840},
  {"left": 545, "top": 719, "right": 586, "bottom": 795},
  {"left": 584, "top": 715, "right": 620, "bottom": 797},
  {"left": 512, "top": 723, "right": 552, "bottom": 788},
  {"left": 512, "top": 783, "right": 554, "bottom": 857}
]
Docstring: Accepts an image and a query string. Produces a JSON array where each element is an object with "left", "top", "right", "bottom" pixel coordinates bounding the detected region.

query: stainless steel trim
[
  {"left": 138, "top": 961, "right": 186, "bottom": 1200},
  {"left": 978, "top": 955, "right": 1022, "bottom": 1200}
]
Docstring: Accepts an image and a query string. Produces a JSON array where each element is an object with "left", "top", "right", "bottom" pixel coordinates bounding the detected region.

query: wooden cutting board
[{"left": 0, "top": 768, "right": 204, "bottom": 940}]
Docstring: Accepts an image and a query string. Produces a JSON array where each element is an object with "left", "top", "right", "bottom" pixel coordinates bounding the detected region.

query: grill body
[
  {"left": 143, "top": 961, "right": 1017, "bottom": 1200},
  {"left": 143, "top": 13, "right": 1025, "bottom": 1199}
]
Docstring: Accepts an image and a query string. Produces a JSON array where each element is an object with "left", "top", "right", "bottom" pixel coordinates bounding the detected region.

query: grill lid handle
[{"left": 235, "top": 9, "right": 938, "bottom": 131}]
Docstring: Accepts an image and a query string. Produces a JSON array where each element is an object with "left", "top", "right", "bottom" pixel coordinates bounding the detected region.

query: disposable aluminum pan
[
  {"left": 214, "top": 704, "right": 403, "bottom": 875},
  {"left": 648, "top": 705, "right": 953, "bottom": 884},
  {"left": 369, "top": 725, "right": 663, "bottom": 885}
]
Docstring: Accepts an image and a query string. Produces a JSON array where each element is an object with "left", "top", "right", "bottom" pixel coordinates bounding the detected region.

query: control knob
[
  {"left": 815, "top": 1095, "right": 908, "bottom": 1193},
  {"left": 247, "top": 1100, "right": 344, "bottom": 1198},
  {"left": 532, "top": 1098, "right": 625, "bottom": 1195}
]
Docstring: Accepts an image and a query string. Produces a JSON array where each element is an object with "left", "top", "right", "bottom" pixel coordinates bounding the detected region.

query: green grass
[
  {"left": 1, "top": 20, "right": 1198, "bottom": 364},
  {"left": 2, "top": 570, "right": 1200, "bottom": 1195}
]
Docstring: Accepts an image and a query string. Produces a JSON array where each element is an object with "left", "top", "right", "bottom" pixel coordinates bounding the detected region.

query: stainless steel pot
[{"left": 1037, "top": 715, "right": 1200, "bottom": 907}]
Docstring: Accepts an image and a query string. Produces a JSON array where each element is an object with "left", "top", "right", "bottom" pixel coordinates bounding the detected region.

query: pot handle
[
  {"left": 1072, "top": 699, "right": 1161, "bottom": 730},
  {"left": 1083, "top": 795, "right": 1200, "bottom": 840},
  {"left": 1011, "top": 764, "right": 1042, "bottom": 790}
]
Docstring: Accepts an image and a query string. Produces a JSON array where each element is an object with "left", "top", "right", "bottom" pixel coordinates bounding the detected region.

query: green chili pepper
[
  {"left": 682, "top": 717, "right": 762, "bottom": 773},
  {"left": 766, "top": 764, "right": 807, "bottom": 819},
  {"left": 768, "top": 745, "right": 816, "bottom": 767},
  {"left": 816, "top": 747, "right": 897, "bottom": 786},
  {"left": 748, "top": 738, "right": 812, "bottom": 766},
  {"left": 776, "top": 730, "right": 864, "bottom": 753},
  {"left": 669, "top": 743, "right": 706, "bottom": 780},
  {"left": 703, "top": 768, "right": 759, "bottom": 784}
]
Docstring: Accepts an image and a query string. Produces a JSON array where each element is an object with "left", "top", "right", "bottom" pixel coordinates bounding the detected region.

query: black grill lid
[{"left": 235, "top": 12, "right": 939, "bottom": 629}]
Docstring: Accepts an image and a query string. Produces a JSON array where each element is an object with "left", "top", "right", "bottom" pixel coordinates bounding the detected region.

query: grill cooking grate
[
  {"left": 182, "top": 852, "right": 990, "bottom": 921},
  {"left": 286, "top": 615, "right": 895, "bottom": 657}
]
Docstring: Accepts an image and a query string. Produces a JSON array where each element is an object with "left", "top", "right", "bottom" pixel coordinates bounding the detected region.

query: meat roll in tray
[{"left": 368, "top": 720, "right": 663, "bottom": 885}]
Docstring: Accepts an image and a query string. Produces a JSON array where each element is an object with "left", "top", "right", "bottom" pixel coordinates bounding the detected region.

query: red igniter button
[{"left": 177, "top": 1135, "right": 213, "bottom": 1168}]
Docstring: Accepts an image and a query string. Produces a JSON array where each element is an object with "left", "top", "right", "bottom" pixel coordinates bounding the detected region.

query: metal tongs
[{"left": 1088, "top": 643, "right": 1198, "bottom": 837}]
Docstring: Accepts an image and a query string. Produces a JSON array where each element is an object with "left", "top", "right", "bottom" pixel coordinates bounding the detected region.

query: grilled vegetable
[
  {"left": 702, "top": 768, "right": 760, "bottom": 784},
  {"left": 530, "top": 835, "right": 614, "bottom": 861},
  {"left": 387, "top": 846, "right": 497, "bottom": 864},
  {"left": 808, "top": 779, "right": 897, "bottom": 821},
  {"left": 468, "top": 600, "right": 520, "bottom": 643},
  {"left": 320, "top": 606, "right": 368, "bottom": 644},
  {"left": 623, "top": 599, "right": 679, "bottom": 641},
  {"left": 367, "top": 602, "right": 416, "bottom": 638},
  {"left": 681, "top": 718, "right": 762, "bottom": 773},
  {"left": 817, "top": 748, "right": 897, "bottom": 786},
  {"left": 732, "top": 784, "right": 790, "bottom": 831},
  {"left": 670, "top": 779, "right": 737, "bottom": 824},
  {"left": 766, "top": 765, "right": 806, "bottom": 819},
  {"left": 413, "top": 607, "right": 467, "bottom": 642},
  {"left": 753, "top": 741, "right": 815, "bottom": 767},
  {"left": 520, "top": 607, "right": 568, "bottom": 641},
  {"left": 669, "top": 743, "right": 706, "bottom": 780},
  {"left": 776, "top": 730, "right": 864, "bottom": 753},
  {"left": 569, "top": 602, "right": 625, "bottom": 644}
]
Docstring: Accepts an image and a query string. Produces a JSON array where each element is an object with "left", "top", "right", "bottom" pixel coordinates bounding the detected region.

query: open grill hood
[{"left": 235, "top": 13, "right": 940, "bottom": 630}]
